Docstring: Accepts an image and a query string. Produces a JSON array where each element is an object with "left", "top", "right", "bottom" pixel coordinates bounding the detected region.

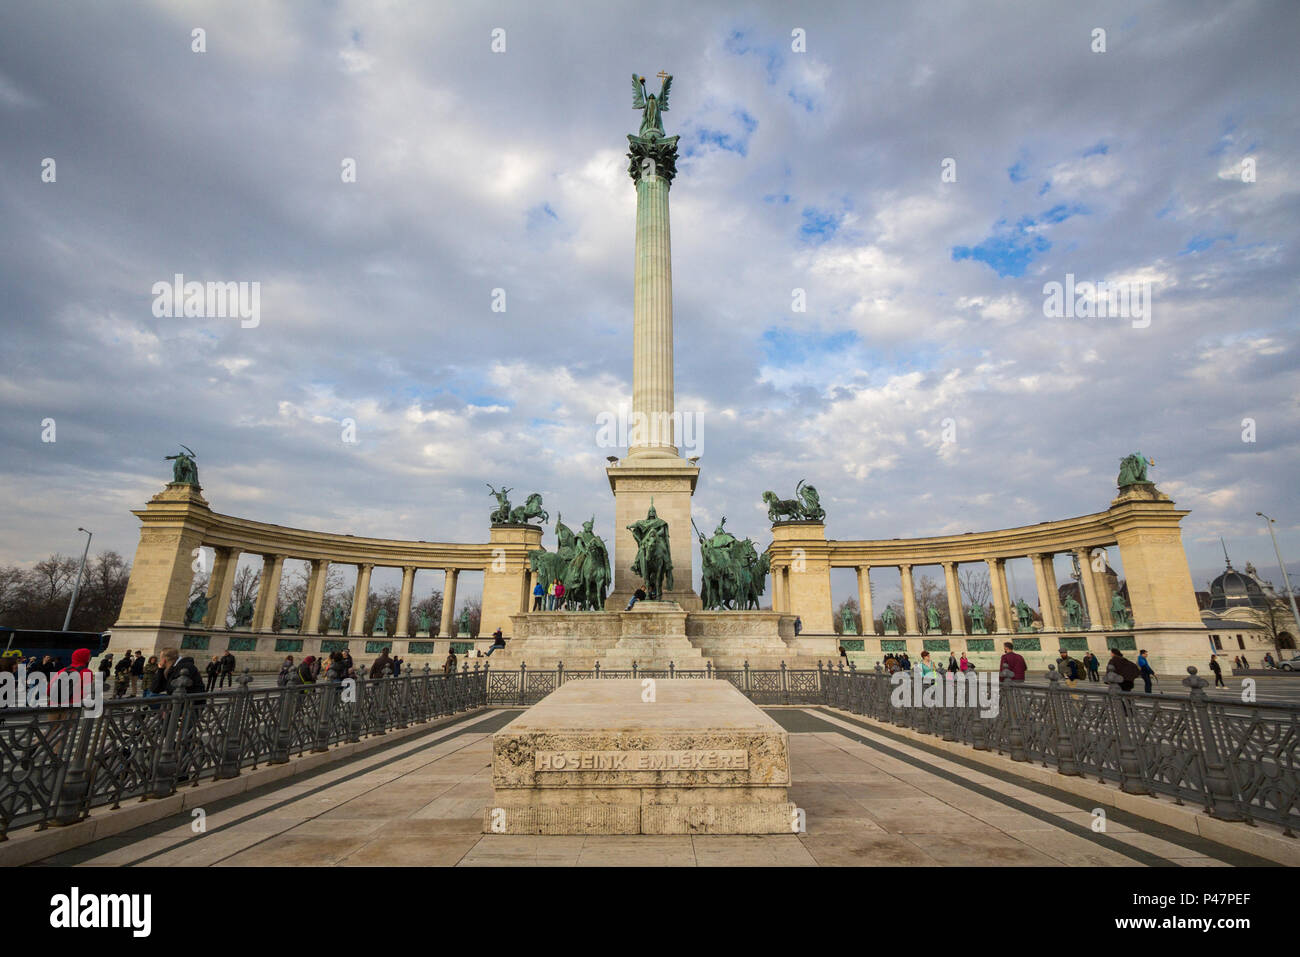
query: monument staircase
[{"left": 488, "top": 602, "right": 831, "bottom": 671}]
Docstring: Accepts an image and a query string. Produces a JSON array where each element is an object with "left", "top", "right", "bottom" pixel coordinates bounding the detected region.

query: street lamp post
[
  {"left": 62, "top": 528, "right": 92, "bottom": 631},
  {"left": 1257, "top": 512, "right": 1300, "bottom": 644}
]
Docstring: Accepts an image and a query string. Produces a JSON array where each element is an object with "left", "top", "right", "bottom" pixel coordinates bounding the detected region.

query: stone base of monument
[
  {"left": 491, "top": 606, "right": 819, "bottom": 670},
  {"left": 482, "top": 679, "right": 795, "bottom": 835}
]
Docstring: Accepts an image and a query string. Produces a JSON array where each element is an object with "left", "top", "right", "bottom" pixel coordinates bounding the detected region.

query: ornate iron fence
[
  {"left": 0, "top": 664, "right": 488, "bottom": 839},
  {"left": 4, "top": 659, "right": 1296, "bottom": 839}
]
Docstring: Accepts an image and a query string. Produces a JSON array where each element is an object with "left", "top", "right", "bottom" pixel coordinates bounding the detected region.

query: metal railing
[
  {"left": 0, "top": 664, "right": 488, "bottom": 839},
  {"left": 3, "top": 660, "right": 1296, "bottom": 839}
]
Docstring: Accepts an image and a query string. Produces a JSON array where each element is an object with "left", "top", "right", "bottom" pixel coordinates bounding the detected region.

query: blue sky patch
[
  {"left": 761, "top": 327, "right": 858, "bottom": 365},
  {"left": 1179, "top": 232, "right": 1235, "bottom": 255},
  {"left": 1008, "top": 161, "right": 1029, "bottom": 183}
]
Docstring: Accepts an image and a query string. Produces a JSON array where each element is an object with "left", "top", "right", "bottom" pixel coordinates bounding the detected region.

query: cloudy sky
[{"left": 2, "top": 0, "right": 1297, "bottom": 607}]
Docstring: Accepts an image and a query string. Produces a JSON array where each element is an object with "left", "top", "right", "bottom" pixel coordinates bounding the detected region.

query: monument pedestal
[
  {"left": 483, "top": 679, "right": 795, "bottom": 834},
  {"left": 606, "top": 454, "right": 701, "bottom": 611}
]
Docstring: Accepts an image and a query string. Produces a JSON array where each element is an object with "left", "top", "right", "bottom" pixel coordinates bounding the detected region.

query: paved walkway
[{"left": 31, "top": 708, "right": 1271, "bottom": 866}]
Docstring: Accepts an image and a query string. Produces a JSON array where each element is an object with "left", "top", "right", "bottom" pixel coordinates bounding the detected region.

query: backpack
[
  {"left": 1112, "top": 656, "right": 1139, "bottom": 689},
  {"left": 276, "top": 668, "right": 290, "bottom": 688}
]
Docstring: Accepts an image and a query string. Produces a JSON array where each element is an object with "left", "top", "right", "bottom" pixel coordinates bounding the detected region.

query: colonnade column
[
  {"left": 440, "top": 568, "right": 459, "bottom": 637},
  {"left": 900, "top": 564, "right": 919, "bottom": 635},
  {"left": 252, "top": 554, "right": 285, "bottom": 632},
  {"left": 1090, "top": 548, "right": 1116, "bottom": 629},
  {"left": 350, "top": 563, "right": 373, "bottom": 635},
  {"left": 1073, "top": 548, "right": 1105, "bottom": 631},
  {"left": 304, "top": 559, "right": 329, "bottom": 634},
  {"left": 204, "top": 546, "right": 240, "bottom": 629},
  {"left": 942, "top": 561, "right": 965, "bottom": 635},
  {"left": 396, "top": 566, "right": 416, "bottom": 637},
  {"left": 987, "top": 558, "right": 1013, "bottom": 634},
  {"left": 1032, "top": 553, "right": 1060, "bottom": 631},
  {"left": 856, "top": 566, "right": 873, "bottom": 635}
]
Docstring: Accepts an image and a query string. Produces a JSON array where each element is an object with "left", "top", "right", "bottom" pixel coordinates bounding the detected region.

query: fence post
[
  {"left": 52, "top": 706, "right": 96, "bottom": 826},
  {"left": 270, "top": 678, "right": 296, "bottom": 764},
  {"left": 780, "top": 660, "right": 789, "bottom": 706},
  {"left": 346, "top": 675, "right": 363, "bottom": 743},
  {"left": 1182, "top": 667, "right": 1246, "bottom": 822},
  {"left": 1104, "top": 670, "right": 1150, "bottom": 794},
  {"left": 216, "top": 671, "right": 253, "bottom": 778},
  {"left": 1000, "top": 668, "right": 1028, "bottom": 762},
  {"left": 150, "top": 672, "right": 193, "bottom": 796},
  {"left": 970, "top": 672, "right": 990, "bottom": 751},
  {"left": 668, "top": 660, "right": 674, "bottom": 679},
  {"left": 557, "top": 661, "right": 564, "bottom": 688},
  {"left": 1046, "top": 667, "right": 1080, "bottom": 775},
  {"left": 743, "top": 660, "right": 750, "bottom": 695},
  {"left": 313, "top": 679, "right": 338, "bottom": 752},
  {"left": 518, "top": 662, "right": 527, "bottom": 707}
]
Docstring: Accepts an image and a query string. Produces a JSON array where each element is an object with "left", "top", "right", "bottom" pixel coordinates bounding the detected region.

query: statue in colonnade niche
[
  {"left": 1110, "top": 592, "right": 1132, "bottom": 628},
  {"left": 841, "top": 605, "right": 857, "bottom": 635},
  {"left": 234, "top": 597, "right": 254, "bottom": 628},
  {"left": 281, "top": 603, "right": 301, "bottom": 631},
  {"left": 373, "top": 608, "right": 388, "bottom": 635},
  {"left": 1063, "top": 595, "right": 1084, "bottom": 630},
  {"left": 458, "top": 608, "right": 472, "bottom": 636},
  {"left": 328, "top": 605, "right": 346, "bottom": 632},
  {"left": 969, "top": 603, "right": 986, "bottom": 634},
  {"left": 165, "top": 445, "right": 199, "bottom": 486},
  {"left": 881, "top": 606, "right": 899, "bottom": 635},
  {"left": 184, "top": 593, "right": 209, "bottom": 627},
  {"left": 418, "top": 610, "right": 431, "bottom": 633},
  {"left": 1117, "top": 452, "right": 1153, "bottom": 488},
  {"left": 1015, "top": 598, "right": 1035, "bottom": 632},
  {"left": 926, "top": 605, "right": 942, "bottom": 634}
]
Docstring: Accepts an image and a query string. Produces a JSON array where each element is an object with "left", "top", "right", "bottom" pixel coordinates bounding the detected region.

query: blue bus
[{"left": 0, "top": 627, "right": 111, "bottom": 666}]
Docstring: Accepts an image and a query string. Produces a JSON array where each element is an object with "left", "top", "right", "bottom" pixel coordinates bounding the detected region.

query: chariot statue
[
  {"left": 165, "top": 445, "right": 199, "bottom": 486},
  {"left": 487, "top": 484, "right": 513, "bottom": 524},
  {"left": 761, "top": 480, "right": 826, "bottom": 524},
  {"left": 1117, "top": 452, "right": 1152, "bottom": 488}
]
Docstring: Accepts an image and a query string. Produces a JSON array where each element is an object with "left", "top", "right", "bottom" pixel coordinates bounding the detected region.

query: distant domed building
[{"left": 1201, "top": 554, "right": 1296, "bottom": 655}]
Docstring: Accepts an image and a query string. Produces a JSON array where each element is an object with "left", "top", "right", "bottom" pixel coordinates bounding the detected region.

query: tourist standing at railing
[
  {"left": 342, "top": 650, "right": 354, "bottom": 674},
  {"left": 204, "top": 656, "right": 220, "bottom": 692},
  {"left": 443, "top": 648, "right": 458, "bottom": 674},
  {"left": 1106, "top": 649, "right": 1139, "bottom": 691},
  {"left": 276, "top": 655, "right": 295, "bottom": 688},
  {"left": 1209, "top": 654, "right": 1224, "bottom": 687},
  {"left": 999, "top": 642, "right": 1027, "bottom": 682},
  {"left": 219, "top": 651, "right": 236, "bottom": 688},
  {"left": 293, "top": 656, "right": 317, "bottom": 687},
  {"left": 392, "top": 655, "right": 402, "bottom": 676},
  {"left": 325, "top": 651, "right": 347, "bottom": 681},
  {"left": 156, "top": 648, "right": 205, "bottom": 697},
  {"left": 113, "top": 655, "right": 131, "bottom": 697}
]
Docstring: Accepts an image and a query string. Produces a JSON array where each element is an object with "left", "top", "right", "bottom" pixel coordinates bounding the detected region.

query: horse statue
[
  {"left": 762, "top": 479, "right": 826, "bottom": 523},
  {"left": 761, "top": 490, "right": 804, "bottom": 523},
  {"left": 487, "top": 484, "right": 513, "bottom": 524},
  {"left": 742, "top": 541, "right": 770, "bottom": 610},
  {"left": 507, "top": 492, "right": 548, "bottom": 526},
  {"left": 165, "top": 445, "right": 199, "bottom": 486},
  {"left": 565, "top": 518, "right": 612, "bottom": 611}
]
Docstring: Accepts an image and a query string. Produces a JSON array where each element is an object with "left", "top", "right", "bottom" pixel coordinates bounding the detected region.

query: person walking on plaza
[
  {"left": 1083, "top": 651, "right": 1100, "bottom": 681},
  {"left": 219, "top": 650, "right": 236, "bottom": 688},
  {"left": 533, "top": 580, "right": 544, "bottom": 611},
  {"left": 1209, "top": 654, "right": 1224, "bottom": 687},
  {"left": 342, "top": 650, "right": 354, "bottom": 674},
  {"left": 113, "top": 654, "right": 131, "bottom": 697},
  {"left": 443, "top": 647, "right": 458, "bottom": 675},
  {"left": 794, "top": 616, "right": 802, "bottom": 636},
  {"left": 1232, "top": 655, "right": 1242, "bottom": 670},
  {"left": 1106, "top": 648, "right": 1139, "bottom": 691},
  {"left": 1137, "top": 649, "right": 1154, "bottom": 693},
  {"left": 1264, "top": 652, "right": 1276, "bottom": 669},
  {"left": 326, "top": 651, "right": 347, "bottom": 681},
  {"left": 1241, "top": 655, "right": 1251, "bottom": 669},
  {"left": 947, "top": 652, "right": 959, "bottom": 673},
  {"left": 294, "top": 656, "right": 317, "bottom": 687},
  {"left": 999, "top": 641, "right": 1027, "bottom": 682},
  {"left": 370, "top": 648, "right": 393, "bottom": 678},
  {"left": 98, "top": 652, "right": 113, "bottom": 689},
  {"left": 959, "top": 652, "right": 970, "bottom": 672},
  {"left": 277, "top": 655, "right": 294, "bottom": 688},
  {"left": 204, "top": 655, "right": 220, "bottom": 692},
  {"left": 129, "top": 650, "right": 145, "bottom": 696}
]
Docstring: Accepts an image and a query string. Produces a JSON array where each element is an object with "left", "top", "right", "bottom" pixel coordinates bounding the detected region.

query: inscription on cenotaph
[{"left": 535, "top": 749, "right": 748, "bottom": 772}]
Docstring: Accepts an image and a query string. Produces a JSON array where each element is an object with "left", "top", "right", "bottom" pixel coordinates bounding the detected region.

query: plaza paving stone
[{"left": 28, "top": 707, "right": 1274, "bottom": 867}]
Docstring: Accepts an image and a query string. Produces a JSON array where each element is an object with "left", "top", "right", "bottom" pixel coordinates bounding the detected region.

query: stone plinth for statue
[
  {"left": 483, "top": 678, "right": 795, "bottom": 834},
  {"left": 607, "top": 457, "right": 701, "bottom": 611}
]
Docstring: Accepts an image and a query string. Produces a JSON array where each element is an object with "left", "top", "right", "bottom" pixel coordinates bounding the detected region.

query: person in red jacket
[
  {"left": 999, "top": 641, "right": 1027, "bottom": 682},
  {"left": 52, "top": 647, "right": 96, "bottom": 709}
]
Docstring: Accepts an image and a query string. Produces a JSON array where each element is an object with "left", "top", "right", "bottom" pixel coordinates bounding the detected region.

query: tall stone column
[
  {"left": 987, "top": 558, "right": 1013, "bottom": 634},
  {"left": 899, "top": 564, "right": 919, "bottom": 635},
  {"left": 856, "top": 566, "right": 874, "bottom": 635},
  {"left": 205, "top": 546, "right": 239, "bottom": 629},
  {"left": 942, "top": 561, "right": 965, "bottom": 635},
  {"left": 252, "top": 554, "right": 285, "bottom": 632},
  {"left": 350, "top": 563, "right": 373, "bottom": 636},
  {"left": 1032, "top": 553, "right": 1061, "bottom": 631},
  {"left": 440, "top": 568, "right": 459, "bottom": 637},
  {"left": 396, "top": 566, "right": 416, "bottom": 637},
  {"left": 1073, "top": 548, "right": 1105, "bottom": 631},
  {"left": 606, "top": 114, "right": 700, "bottom": 609},
  {"left": 303, "top": 559, "right": 329, "bottom": 634}
]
